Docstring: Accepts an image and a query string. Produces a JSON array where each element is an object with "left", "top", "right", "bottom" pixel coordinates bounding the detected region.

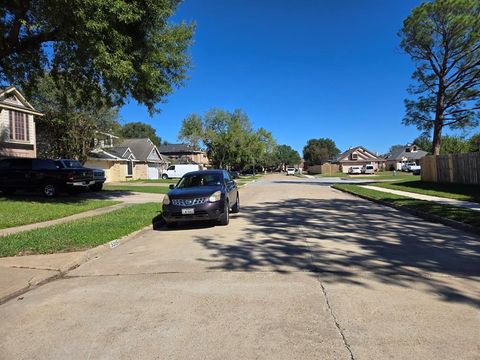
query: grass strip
[
  {"left": 0, "top": 203, "right": 160, "bottom": 257},
  {"left": 370, "top": 180, "right": 480, "bottom": 203},
  {"left": 332, "top": 184, "right": 480, "bottom": 229},
  {"left": 123, "top": 179, "right": 175, "bottom": 184},
  {"left": 0, "top": 198, "right": 120, "bottom": 230},
  {"left": 104, "top": 185, "right": 169, "bottom": 194}
]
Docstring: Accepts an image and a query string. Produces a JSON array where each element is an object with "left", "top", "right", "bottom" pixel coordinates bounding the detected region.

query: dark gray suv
[{"left": 162, "top": 170, "right": 239, "bottom": 227}]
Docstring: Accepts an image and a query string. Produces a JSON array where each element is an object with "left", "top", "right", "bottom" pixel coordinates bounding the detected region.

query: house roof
[
  {"left": 0, "top": 86, "right": 43, "bottom": 116},
  {"left": 386, "top": 145, "right": 428, "bottom": 161},
  {"left": 334, "top": 146, "right": 386, "bottom": 163},
  {"left": 118, "top": 138, "right": 166, "bottom": 162},
  {"left": 158, "top": 143, "right": 201, "bottom": 154},
  {"left": 107, "top": 146, "right": 131, "bottom": 159}
]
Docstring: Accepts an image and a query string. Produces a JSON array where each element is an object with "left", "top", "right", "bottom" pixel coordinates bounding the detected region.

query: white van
[
  {"left": 161, "top": 164, "right": 201, "bottom": 179},
  {"left": 361, "top": 165, "right": 375, "bottom": 174}
]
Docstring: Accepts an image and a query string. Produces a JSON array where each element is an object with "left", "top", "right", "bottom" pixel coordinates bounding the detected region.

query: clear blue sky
[{"left": 119, "top": 0, "right": 476, "bottom": 155}]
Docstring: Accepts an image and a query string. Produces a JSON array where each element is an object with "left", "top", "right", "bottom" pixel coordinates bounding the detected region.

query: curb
[
  {"left": 332, "top": 186, "right": 480, "bottom": 236},
  {"left": 0, "top": 224, "right": 152, "bottom": 305}
]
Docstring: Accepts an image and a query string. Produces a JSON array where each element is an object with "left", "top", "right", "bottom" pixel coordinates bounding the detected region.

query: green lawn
[
  {"left": 315, "top": 171, "right": 419, "bottom": 180},
  {"left": 332, "top": 184, "right": 480, "bottom": 228},
  {"left": 104, "top": 185, "right": 169, "bottom": 194},
  {"left": 370, "top": 180, "right": 480, "bottom": 203},
  {"left": 0, "top": 198, "right": 120, "bottom": 230},
  {"left": 124, "top": 179, "right": 176, "bottom": 184},
  {"left": 0, "top": 203, "right": 159, "bottom": 257}
]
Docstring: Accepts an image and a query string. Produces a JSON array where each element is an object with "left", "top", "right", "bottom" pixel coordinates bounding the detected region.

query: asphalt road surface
[{"left": 1, "top": 174, "right": 479, "bottom": 359}]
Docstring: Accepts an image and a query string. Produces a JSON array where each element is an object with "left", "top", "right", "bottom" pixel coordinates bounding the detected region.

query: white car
[
  {"left": 348, "top": 166, "right": 362, "bottom": 174},
  {"left": 286, "top": 167, "right": 296, "bottom": 176}
]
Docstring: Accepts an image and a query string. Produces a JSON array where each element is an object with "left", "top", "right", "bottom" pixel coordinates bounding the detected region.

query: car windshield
[
  {"left": 58, "top": 160, "right": 83, "bottom": 168},
  {"left": 176, "top": 173, "right": 223, "bottom": 188}
]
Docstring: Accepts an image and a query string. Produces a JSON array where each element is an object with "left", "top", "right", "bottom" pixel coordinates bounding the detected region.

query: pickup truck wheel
[
  {"left": 43, "top": 184, "right": 57, "bottom": 197},
  {"left": 90, "top": 183, "right": 103, "bottom": 191},
  {"left": 218, "top": 201, "right": 230, "bottom": 226},
  {"left": 162, "top": 174, "right": 169, "bottom": 179}
]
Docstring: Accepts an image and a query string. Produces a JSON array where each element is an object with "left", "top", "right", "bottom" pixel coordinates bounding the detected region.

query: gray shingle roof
[
  {"left": 334, "top": 146, "right": 385, "bottom": 163},
  {"left": 158, "top": 143, "right": 199, "bottom": 154},
  {"left": 108, "top": 146, "right": 130, "bottom": 159},
  {"left": 117, "top": 138, "right": 165, "bottom": 162},
  {"left": 386, "top": 145, "right": 428, "bottom": 161}
]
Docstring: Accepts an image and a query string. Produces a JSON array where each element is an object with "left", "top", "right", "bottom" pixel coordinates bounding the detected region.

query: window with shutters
[{"left": 8, "top": 110, "right": 29, "bottom": 142}]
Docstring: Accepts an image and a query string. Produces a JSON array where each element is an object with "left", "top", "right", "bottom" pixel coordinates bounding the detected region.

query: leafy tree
[
  {"left": 399, "top": 0, "right": 480, "bottom": 155},
  {"left": 0, "top": 1, "right": 194, "bottom": 113},
  {"left": 413, "top": 135, "right": 432, "bottom": 153},
  {"left": 119, "top": 122, "right": 161, "bottom": 146},
  {"left": 30, "top": 74, "right": 118, "bottom": 163},
  {"left": 274, "top": 145, "right": 302, "bottom": 167},
  {"left": 441, "top": 135, "right": 470, "bottom": 154},
  {"left": 388, "top": 144, "right": 406, "bottom": 155},
  {"left": 179, "top": 108, "right": 278, "bottom": 169},
  {"left": 178, "top": 114, "right": 204, "bottom": 149},
  {"left": 468, "top": 133, "right": 480, "bottom": 152},
  {"left": 303, "top": 138, "right": 340, "bottom": 165}
]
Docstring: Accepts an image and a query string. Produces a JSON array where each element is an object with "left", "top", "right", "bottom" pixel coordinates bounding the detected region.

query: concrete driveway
[{"left": 1, "top": 175, "right": 479, "bottom": 359}]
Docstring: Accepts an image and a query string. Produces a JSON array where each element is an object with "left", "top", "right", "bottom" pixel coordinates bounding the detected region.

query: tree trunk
[
  {"left": 432, "top": 121, "right": 442, "bottom": 155},
  {"left": 432, "top": 81, "right": 446, "bottom": 156}
]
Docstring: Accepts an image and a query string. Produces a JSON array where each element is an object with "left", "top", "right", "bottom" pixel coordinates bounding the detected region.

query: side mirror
[{"left": 169, "top": 184, "right": 175, "bottom": 189}]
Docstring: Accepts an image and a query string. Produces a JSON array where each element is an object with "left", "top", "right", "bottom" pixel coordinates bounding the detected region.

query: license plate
[{"left": 182, "top": 208, "right": 194, "bottom": 215}]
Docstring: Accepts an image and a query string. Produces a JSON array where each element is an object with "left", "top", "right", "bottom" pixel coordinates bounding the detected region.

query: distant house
[
  {"left": 334, "top": 146, "right": 386, "bottom": 173},
  {"left": 386, "top": 144, "right": 428, "bottom": 171},
  {"left": 158, "top": 143, "right": 209, "bottom": 166},
  {"left": 0, "top": 86, "right": 43, "bottom": 159},
  {"left": 86, "top": 138, "right": 169, "bottom": 182}
]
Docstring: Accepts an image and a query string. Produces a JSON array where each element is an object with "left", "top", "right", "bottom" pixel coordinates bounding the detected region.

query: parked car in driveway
[
  {"left": 361, "top": 165, "right": 375, "bottom": 174},
  {"left": 348, "top": 166, "right": 362, "bottom": 174},
  {"left": 286, "top": 167, "right": 296, "bottom": 176},
  {"left": 162, "top": 170, "right": 239, "bottom": 227},
  {"left": 401, "top": 162, "right": 421, "bottom": 172},
  {"left": 55, "top": 159, "right": 106, "bottom": 191},
  {"left": 0, "top": 158, "right": 94, "bottom": 197}
]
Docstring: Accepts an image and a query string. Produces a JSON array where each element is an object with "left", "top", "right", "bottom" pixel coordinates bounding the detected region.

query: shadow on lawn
[{"left": 193, "top": 197, "right": 480, "bottom": 308}]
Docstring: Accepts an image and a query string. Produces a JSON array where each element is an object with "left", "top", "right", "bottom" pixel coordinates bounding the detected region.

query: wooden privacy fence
[
  {"left": 420, "top": 153, "right": 480, "bottom": 185},
  {"left": 307, "top": 163, "right": 340, "bottom": 175}
]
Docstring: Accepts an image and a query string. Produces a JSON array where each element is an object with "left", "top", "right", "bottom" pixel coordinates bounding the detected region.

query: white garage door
[{"left": 148, "top": 165, "right": 159, "bottom": 179}]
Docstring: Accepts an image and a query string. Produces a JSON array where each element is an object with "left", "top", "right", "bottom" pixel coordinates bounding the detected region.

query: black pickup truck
[
  {"left": 55, "top": 159, "right": 106, "bottom": 191},
  {"left": 0, "top": 158, "right": 94, "bottom": 197}
]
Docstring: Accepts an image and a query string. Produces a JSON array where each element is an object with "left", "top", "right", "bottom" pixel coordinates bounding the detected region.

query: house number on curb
[{"left": 109, "top": 240, "right": 120, "bottom": 249}]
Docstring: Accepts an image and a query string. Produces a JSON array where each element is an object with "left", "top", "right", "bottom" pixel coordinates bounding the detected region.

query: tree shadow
[
  {"left": 193, "top": 198, "right": 480, "bottom": 308},
  {"left": 151, "top": 213, "right": 216, "bottom": 231}
]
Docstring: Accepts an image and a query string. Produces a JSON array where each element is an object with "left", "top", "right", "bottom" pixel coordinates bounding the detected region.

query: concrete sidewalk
[
  {"left": 362, "top": 185, "right": 480, "bottom": 211},
  {"left": 0, "top": 225, "right": 151, "bottom": 304}
]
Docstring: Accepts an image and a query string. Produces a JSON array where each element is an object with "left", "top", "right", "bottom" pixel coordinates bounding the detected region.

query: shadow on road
[{"left": 194, "top": 198, "right": 480, "bottom": 308}]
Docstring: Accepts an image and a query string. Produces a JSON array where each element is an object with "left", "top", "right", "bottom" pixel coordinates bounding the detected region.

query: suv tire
[
  {"left": 218, "top": 200, "right": 230, "bottom": 226},
  {"left": 231, "top": 194, "right": 240, "bottom": 213}
]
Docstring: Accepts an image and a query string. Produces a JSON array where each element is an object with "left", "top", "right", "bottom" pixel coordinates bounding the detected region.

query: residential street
[{"left": 0, "top": 174, "right": 479, "bottom": 360}]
